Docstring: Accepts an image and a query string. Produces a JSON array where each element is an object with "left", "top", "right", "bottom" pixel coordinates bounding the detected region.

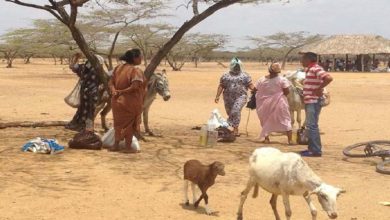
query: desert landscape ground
[{"left": 0, "top": 60, "right": 389, "bottom": 220}]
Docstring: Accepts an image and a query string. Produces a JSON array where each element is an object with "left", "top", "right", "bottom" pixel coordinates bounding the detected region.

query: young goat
[
  {"left": 237, "top": 147, "right": 346, "bottom": 220},
  {"left": 183, "top": 160, "right": 225, "bottom": 215}
]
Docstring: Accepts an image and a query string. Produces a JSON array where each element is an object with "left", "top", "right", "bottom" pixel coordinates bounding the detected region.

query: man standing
[{"left": 301, "top": 52, "right": 333, "bottom": 157}]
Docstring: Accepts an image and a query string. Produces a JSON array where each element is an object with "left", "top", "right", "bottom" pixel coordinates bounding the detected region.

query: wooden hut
[{"left": 300, "top": 35, "right": 390, "bottom": 71}]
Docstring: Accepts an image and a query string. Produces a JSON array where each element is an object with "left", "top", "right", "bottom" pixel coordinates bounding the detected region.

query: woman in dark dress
[{"left": 66, "top": 53, "right": 104, "bottom": 131}]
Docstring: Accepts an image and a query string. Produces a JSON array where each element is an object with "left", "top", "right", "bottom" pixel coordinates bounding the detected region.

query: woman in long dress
[
  {"left": 109, "top": 49, "right": 146, "bottom": 153},
  {"left": 256, "top": 63, "right": 293, "bottom": 144},
  {"left": 215, "top": 57, "right": 255, "bottom": 136},
  {"left": 66, "top": 53, "right": 105, "bottom": 132}
]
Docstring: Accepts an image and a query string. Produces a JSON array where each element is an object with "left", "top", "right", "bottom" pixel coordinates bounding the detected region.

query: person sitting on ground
[
  {"left": 255, "top": 62, "right": 293, "bottom": 144},
  {"left": 215, "top": 57, "right": 255, "bottom": 136},
  {"left": 66, "top": 53, "right": 105, "bottom": 132}
]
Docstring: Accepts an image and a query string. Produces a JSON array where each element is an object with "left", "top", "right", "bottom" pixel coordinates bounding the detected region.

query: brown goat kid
[{"left": 183, "top": 160, "right": 225, "bottom": 215}]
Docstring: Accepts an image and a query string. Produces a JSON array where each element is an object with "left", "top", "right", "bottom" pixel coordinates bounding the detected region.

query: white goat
[{"left": 237, "top": 147, "right": 345, "bottom": 220}]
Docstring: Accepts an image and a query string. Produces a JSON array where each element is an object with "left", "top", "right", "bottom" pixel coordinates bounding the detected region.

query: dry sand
[{"left": 0, "top": 60, "right": 389, "bottom": 220}]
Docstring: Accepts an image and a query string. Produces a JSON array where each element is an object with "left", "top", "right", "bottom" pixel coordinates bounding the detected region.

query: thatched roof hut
[{"left": 300, "top": 35, "right": 390, "bottom": 55}]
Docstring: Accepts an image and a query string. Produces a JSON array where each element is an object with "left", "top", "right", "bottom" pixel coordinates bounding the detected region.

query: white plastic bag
[
  {"left": 101, "top": 128, "right": 140, "bottom": 151},
  {"left": 208, "top": 109, "right": 229, "bottom": 128},
  {"left": 64, "top": 80, "right": 81, "bottom": 108}
]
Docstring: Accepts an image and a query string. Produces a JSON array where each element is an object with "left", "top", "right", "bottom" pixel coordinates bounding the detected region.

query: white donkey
[{"left": 285, "top": 71, "right": 305, "bottom": 128}]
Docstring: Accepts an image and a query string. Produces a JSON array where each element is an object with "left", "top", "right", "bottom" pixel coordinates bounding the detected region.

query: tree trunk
[
  {"left": 67, "top": 24, "right": 107, "bottom": 87},
  {"left": 60, "top": 57, "right": 64, "bottom": 65},
  {"left": 194, "top": 57, "right": 199, "bottom": 68},
  {"left": 0, "top": 121, "right": 68, "bottom": 129},
  {"left": 282, "top": 47, "right": 296, "bottom": 70},
  {"left": 52, "top": 55, "right": 57, "bottom": 65},
  {"left": 24, "top": 55, "right": 32, "bottom": 64},
  {"left": 107, "top": 31, "right": 121, "bottom": 71},
  {"left": 144, "top": 0, "right": 240, "bottom": 79},
  {"left": 6, "top": 58, "right": 13, "bottom": 68}
]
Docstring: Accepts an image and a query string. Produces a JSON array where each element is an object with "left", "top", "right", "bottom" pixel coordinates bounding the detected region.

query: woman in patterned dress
[
  {"left": 66, "top": 53, "right": 105, "bottom": 132},
  {"left": 215, "top": 58, "right": 255, "bottom": 136}
]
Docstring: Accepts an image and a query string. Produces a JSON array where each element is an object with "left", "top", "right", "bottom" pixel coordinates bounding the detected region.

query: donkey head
[{"left": 152, "top": 72, "right": 171, "bottom": 101}]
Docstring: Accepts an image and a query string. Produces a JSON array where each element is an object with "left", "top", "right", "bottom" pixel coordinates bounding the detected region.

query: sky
[{"left": 0, "top": 0, "right": 389, "bottom": 50}]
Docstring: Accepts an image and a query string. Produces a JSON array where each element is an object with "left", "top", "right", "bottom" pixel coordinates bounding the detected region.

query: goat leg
[
  {"left": 270, "top": 194, "right": 281, "bottom": 220},
  {"left": 194, "top": 194, "right": 203, "bottom": 208},
  {"left": 203, "top": 193, "right": 214, "bottom": 215},
  {"left": 304, "top": 193, "right": 317, "bottom": 220},
  {"left": 183, "top": 180, "right": 190, "bottom": 206},
  {"left": 282, "top": 193, "right": 292, "bottom": 220},
  {"left": 237, "top": 178, "right": 256, "bottom": 220}
]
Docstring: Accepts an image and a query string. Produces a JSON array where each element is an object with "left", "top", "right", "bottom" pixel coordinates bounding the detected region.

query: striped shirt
[{"left": 303, "top": 63, "right": 330, "bottom": 104}]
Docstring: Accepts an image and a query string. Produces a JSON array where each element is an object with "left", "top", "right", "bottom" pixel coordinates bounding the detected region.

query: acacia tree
[
  {"left": 249, "top": 31, "right": 323, "bottom": 69},
  {"left": 165, "top": 33, "right": 227, "bottom": 70},
  {"left": 0, "top": 29, "right": 35, "bottom": 68},
  {"left": 143, "top": 0, "right": 291, "bottom": 78},
  {"left": 5, "top": 0, "right": 108, "bottom": 85},
  {"left": 82, "top": 0, "right": 166, "bottom": 70},
  {"left": 6, "top": 0, "right": 291, "bottom": 79},
  {"left": 190, "top": 33, "right": 227, "bottom": 67},
  {"left": 122, "top": 24, "right": 173, "bottom": 67}
]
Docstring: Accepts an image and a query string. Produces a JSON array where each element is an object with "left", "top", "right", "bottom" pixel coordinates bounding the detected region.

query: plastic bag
[
  {"left": 68, "top": 130, "right": 102, "bottom": 150},
  {"left": 208, "top": 109, "right": 229, "bottom": 128},
  {"left": 297, "top": 127, "right": 309, "bottom": 145},
  {"left": 22, "top": 138, "right": 65, "bottom": 154},
  {"left": 64, "top": 80, "right": 81, "bottom": 108},
  {"left": 101, "top": 128, "right": 140, "bottom": 151}
]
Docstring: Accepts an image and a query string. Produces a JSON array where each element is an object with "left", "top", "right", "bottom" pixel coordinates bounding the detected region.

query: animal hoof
[
  {"left": 237, "top": 213, "right": 243, "bottom": 220},
  {"left": 194, "top": 203, "right": 199, "bottom": 208},
  {"left": 185, "top": 201, "right": 190, "bottom": 206}
]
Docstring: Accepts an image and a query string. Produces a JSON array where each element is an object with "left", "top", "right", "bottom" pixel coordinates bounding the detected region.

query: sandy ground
[{"left": 0, "top": 60, "right": 389, "bottom": 220}]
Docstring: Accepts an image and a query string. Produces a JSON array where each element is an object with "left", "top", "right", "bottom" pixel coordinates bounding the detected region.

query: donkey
[
  {"left": 285, "top": 71, "right": 305, "bottom": 128},
  {"left": 95, "top": 72, "right": 171, "bottom": 135}
]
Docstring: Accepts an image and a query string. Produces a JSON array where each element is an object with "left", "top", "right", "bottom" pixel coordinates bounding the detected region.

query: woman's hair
[
  {"left": 268, "top": 62, "right": 281, "bottom": 75},
  {"left": 120, "top": 48, "right": 142, "bottom": 64}
]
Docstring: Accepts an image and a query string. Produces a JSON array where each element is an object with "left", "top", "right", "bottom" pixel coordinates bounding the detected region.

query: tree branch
[
  {"left": 144, "top": 0, "right": 241, "bottom": 78},
  {"left": 5, "top": 0, "right": 65, "bottom": 23}
]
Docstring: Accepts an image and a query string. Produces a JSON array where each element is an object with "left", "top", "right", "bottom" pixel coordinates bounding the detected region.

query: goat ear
[
  {"left": 338, "top": 189, "right": 346, "bottom": 195},
  {"left": 310, "top": 188, "right": 320, "bottom": 195}
]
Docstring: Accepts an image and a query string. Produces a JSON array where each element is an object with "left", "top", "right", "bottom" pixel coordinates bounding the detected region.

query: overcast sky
[{"left": 0, "top": 0, "right": 389, "bottom": 50}]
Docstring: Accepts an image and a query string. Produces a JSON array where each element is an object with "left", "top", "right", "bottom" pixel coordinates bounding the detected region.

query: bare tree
[{"left": 249, "top": 31, "right": 323, "bottom": 69}]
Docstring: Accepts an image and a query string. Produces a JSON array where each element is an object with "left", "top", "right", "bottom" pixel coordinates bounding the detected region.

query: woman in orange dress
[{"left": 109, "top": 49, "right": 146, "bottom": 153}]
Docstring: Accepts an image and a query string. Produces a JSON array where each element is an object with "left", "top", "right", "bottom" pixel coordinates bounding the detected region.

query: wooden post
[
  {"left": 361, "top": 54, "right": 364, "bottom": 72},
  {"left": 346, "top": 54, "right": 349, "bottom": 71}
]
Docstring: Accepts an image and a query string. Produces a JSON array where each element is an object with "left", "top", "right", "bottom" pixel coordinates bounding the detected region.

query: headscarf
[
  {"left": 230, "top": 57, "right": 244, "bottom": 73},
  {"left": 268, "top": 62, "right": 281, "bottom": 75}
]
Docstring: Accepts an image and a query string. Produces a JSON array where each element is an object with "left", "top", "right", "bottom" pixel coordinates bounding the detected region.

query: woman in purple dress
[{"left": 215, "top": 58, "right": 255, "bottom": 136}]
